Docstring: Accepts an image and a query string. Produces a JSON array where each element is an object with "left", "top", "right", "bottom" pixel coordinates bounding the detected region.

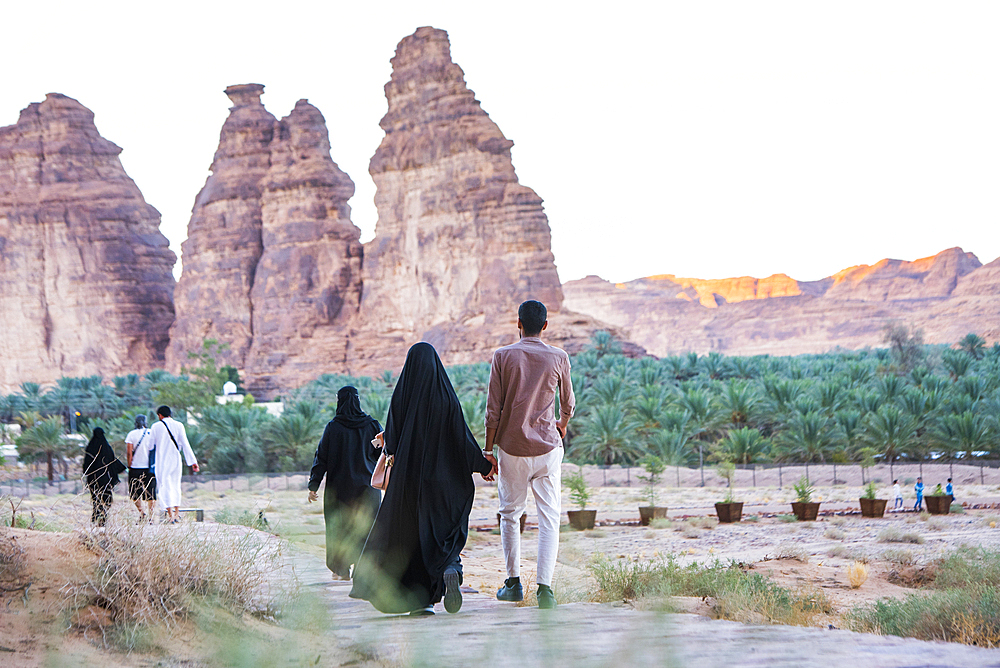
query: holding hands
[{"left": 483, "top": 451, "right": 497, "bottom": 482}]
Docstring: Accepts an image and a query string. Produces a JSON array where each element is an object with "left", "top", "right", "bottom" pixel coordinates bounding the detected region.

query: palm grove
[{"left": 2, "top": 329, "right": 999, "bottom": 483}]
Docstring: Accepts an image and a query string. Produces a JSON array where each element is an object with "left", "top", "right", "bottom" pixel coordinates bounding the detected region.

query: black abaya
[
  {"left": 83, "top": 428, "right": 126, "bottom": 526},
  {"left": 308, "top": 386, "right": 383, "bottom": 577},
  {"left": 350, "top": 343, "right": 492, "bottom": 613}
]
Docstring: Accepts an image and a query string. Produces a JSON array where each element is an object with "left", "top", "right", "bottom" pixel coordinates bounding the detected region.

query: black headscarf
[
  {"left": 333, "top": 386, "right": 376, "bottom": 430},
  {"left": 83, "top": 427, "right": 126, "bottom": 490},
  {"left": 350, "top": 343, "right": 492, "bottom": 613}
]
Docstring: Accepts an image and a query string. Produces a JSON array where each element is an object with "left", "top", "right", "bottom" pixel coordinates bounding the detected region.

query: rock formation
[
  {"left": 168, "top": 86, "right": 364, "bottom": 395},
  {"left": 351, "top": 26, "right": 589, "bottom": 371},
  {"left": 169, "top": 29, "right": 632, "bottom": 394},
  {"left": 563, "top": 248, "right": 1000, "bottom": 358},
  {"left": 245, "top": 100, "right": 363, "bottom": 395},
  {"left": 0, "top": 93, "right": 175, "bottom": 392},
  {"left": 168, "top": 84, "right": 275, "bottom": 371}
]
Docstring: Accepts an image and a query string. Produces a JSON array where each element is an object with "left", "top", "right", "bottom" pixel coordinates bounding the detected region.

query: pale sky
[{"left": 3, "top": 1, "right": 999, "bottom": 284}]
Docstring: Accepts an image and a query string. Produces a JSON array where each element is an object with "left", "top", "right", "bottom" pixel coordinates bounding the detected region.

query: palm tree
[
  {"left": 590, "top": 330, "right": 621, "bottom": 357},
  {"left": 858, "top": 406, "right": 919, "bottom": 483},
  {"left": 718, "top": 380, "right": 759, "bottom": 429},
  {"left": 460, "top": 394, "right": 487, "bottom": 444},
  {"left": 716, "top": 427, "right": 770, "bottom": 486},
  {"left": 198, "top": 404, "right": 274, "bottom": 473},
  {"left": 958, "top": 333, "right": 987, "bottom": 360},
  {"left": 774, "top": 411, "right": 836, "bottom": 482},
  {"left": 699, "top": 352, "right": 732, "bottom": 380},
  {"left": 266, "top": 411, "right": 325, "bottom": 471},
  {"left": 362, "top": 393, "right": 390, "bottom": 425},
  {"left": 942, "top": 349, "right": 973, "bottom": 381},
  {"left": 570, "top": 405, "right": 641, "bottom": 484},
  {"left": 676, "top": 388, "right": 720, "bottom": 485},
  {"left": 931, "top": 411, "right": 995, "bottom": 477},
  {"left": 649, "top": 428, "right": 695, "bottom": 486},
  {"left": 15, "top": 416, "right": 72, "bottom": 482},
  {"left": 587, "top": 375, "right": 630, "bottom": 406}
]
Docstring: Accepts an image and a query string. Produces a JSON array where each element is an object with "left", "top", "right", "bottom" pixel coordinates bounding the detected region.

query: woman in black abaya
[
  {"left": 307, "top": 386, "right": 383, "bottom": 579},
  {"left": 350, "top": 343, "right": 495, "bottom": 615},
  {"left": 83, "top": 427, "right": 126, "bottom": 526}
]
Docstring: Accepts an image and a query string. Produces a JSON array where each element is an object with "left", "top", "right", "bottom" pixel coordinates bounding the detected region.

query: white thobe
[{"left": 149, "top": 417, "right": 198, "bottom": 509}]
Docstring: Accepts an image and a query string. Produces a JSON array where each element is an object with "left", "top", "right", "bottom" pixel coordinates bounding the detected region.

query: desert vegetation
[{"left": 3, "top": 327, "right": 999, "bottom": 483}]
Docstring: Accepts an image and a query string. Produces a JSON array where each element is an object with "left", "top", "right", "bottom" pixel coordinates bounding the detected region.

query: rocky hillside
[
  {"left": 563, "top": 247, "right": 1000, "bottom": 357},
  {"left": 0, "top": 94, "right": 175, "bottom": 391},
  {"left": 168, "top": 28, "right": 622, "bottom": 395}
]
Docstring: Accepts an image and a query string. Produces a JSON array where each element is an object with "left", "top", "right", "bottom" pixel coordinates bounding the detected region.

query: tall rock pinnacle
[
  {"left": 168, "top": 84, "right": 275, "bottom": 371},
  {"left": 362, "top": 27, "right": 565, "bottom": 339},
  {"left": 245, "top": 100, "right": 363, "bottom": 394},
  {"left": 168, "top": 87, "right": 364, "bottom": 393},
  {"left": 0, "top": 93, "right": 176, "bottom": 391}
]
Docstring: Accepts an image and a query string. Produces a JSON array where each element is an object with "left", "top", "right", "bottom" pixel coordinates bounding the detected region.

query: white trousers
[{"left": 497, "top": 447, "right": 562, "bottom": 587}]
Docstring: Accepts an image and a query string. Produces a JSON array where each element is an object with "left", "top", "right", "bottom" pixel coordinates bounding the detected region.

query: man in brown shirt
[{"left": 484, "top": 300, "right": 575, "bottom": 609}]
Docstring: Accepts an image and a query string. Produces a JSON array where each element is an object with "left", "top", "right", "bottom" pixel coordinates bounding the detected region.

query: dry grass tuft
[
  {"left": 63, "top": 509, "right": 287, "bottom": 648},
  {"left": 680, "top": 525, "right": 701, "bottom": 539},
  {"left": 775, "top": 544, "right": 809, "bottom": 562},
  {"left": 926, "top": 517, "right": 947, "bottom": 532},
  {"left": 878, "top": 527, "right": 924, "bottom": 544},
  {"left": 824, "top": 528, "right": 846, "bottom": 541},
  {"left": 848, "top": 561, "right": 869, "bottom": 589},
  {"left": 882, "top": 548, "right": 916, "bottom": 566}
]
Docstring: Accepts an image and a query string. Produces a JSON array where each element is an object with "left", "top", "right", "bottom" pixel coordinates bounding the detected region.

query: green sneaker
[
  {"left": 537, "top": 584, "right": 556, "bottom": 609},
  {"left": 496, "top": 577, "right": 523, "bottom": 602}
]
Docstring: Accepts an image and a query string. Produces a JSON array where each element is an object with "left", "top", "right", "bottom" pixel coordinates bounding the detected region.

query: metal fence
[
  {"left": 5, "top": 461, "right": 1000, "bottom": 498},
  {"left": 1, "top": 470, "right": 314, "bottom": 498}
]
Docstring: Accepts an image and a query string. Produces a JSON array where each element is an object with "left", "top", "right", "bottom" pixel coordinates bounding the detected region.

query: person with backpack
[
  {"left": 125, "top": 414, "right": 155, "bottom": 523},
  {"left": 149, "top": 405, "right": 199, "bottom": 524}
]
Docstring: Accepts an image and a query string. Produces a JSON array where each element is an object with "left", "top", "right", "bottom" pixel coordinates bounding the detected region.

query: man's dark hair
[
  {"left": 156, "top": 405, "right": 172, "bottom": 418},
  {"left": 518, "top": 300, "right": 547, "bottom": 336}
]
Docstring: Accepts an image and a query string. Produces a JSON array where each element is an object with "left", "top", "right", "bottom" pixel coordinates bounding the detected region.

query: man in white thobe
[{"left": 149, "top": 405, "right": 199, "bottom": 523}]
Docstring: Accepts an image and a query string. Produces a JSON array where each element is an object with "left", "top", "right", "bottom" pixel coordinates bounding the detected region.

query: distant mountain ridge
[{"left": 563, "top": 247, "right": 1000, "bottom": 358}]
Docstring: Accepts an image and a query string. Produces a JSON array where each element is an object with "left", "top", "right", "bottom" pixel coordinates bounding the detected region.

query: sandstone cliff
[
  {"left": 564, "top": 248, "right": 1000, "bottom": 357},
  {"left": 0, "top": 93, "right": 175, "bottom": 392},
  {"left": 168, "top": 87, "right": 365, "bottom": 395},
  {"left": 350, "top": 26, "right": 598, "bottom": 373},
  {"left": 168, "top": 84, "right": 275, "bottom": 372}
]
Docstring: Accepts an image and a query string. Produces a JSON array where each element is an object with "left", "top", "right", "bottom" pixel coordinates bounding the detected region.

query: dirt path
[{"left": 288, "top": 547, "right": 1000, "bottom": 668}]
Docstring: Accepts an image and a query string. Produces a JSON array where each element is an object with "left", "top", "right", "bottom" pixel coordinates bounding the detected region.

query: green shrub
[
  {"left": 847, "top": 587, "right": 1000, "bottom": 647},
  {"left": 589, "top": 555, "right": 831, "bottom": 626},
  {"left": 934, "top": 547, "right": 1000, "bottom": 589}
]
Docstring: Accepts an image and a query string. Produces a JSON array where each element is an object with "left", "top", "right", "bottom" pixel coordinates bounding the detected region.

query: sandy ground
[{"left": 2, "top": 466, "right": 1000, "bottom": 666}]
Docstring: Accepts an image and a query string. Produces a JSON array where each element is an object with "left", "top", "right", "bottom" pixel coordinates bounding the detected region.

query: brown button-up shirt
[{"left": 485, "top": 336, "right": 576, "bottom": 457}]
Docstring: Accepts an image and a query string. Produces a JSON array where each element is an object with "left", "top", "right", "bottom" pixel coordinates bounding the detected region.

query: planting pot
[
  {"left": 715, "top": 502, "right": 744, "bottom": 523},
  {"left": 567, "top": 509, "right": 597, "bottom": 530},
  {"left": 859, "top": 498, "right": 888, "bottom": 518},
  {"left": 791, "top": 501, "right": 820, "bottom": 521},
  {"left": 924, "top": 495, "right": 952, "bottom": 515},
  {"left": 496, "top": 513, "right": 527, "bottom": 533},
  {"left": 638, "top": 506, "right": 668, "bottom": 526}
]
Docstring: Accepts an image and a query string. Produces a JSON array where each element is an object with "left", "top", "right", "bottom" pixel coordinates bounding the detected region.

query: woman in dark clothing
[
  {"left": 350, "top": 343, "right": 495, "bottom": 615},
  {"left": 83, "top": 427, "right": 126, "bottom": 526},
  {"left": 307, "top": 386, "right": 383, "bottom": 580}
]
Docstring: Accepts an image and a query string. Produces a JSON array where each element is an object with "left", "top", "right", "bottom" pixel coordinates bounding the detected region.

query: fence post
[{"left": 778, "top": 464, "right": 782, "bottom": 489}]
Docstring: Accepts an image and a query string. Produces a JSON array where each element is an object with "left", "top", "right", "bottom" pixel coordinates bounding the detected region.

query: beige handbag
[
  {"left": 370, "top": 433, "right": 393, "bottom": 491},
  {"left": 371, "top": 450, "right": 393, "bottom": 491}
]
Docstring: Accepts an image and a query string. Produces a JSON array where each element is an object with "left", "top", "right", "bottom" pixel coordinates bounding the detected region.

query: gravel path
[{"left": 288, "top": 547, "right": 1000, "bottom": 668}]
